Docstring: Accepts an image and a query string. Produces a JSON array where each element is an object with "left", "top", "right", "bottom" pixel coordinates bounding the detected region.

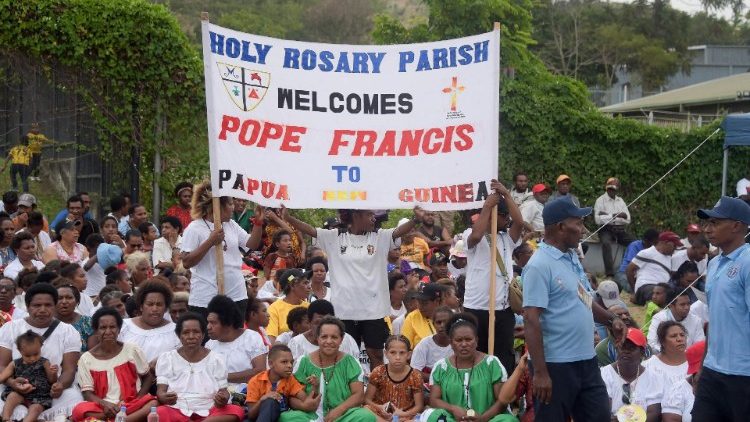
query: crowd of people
[{"left": 0, "top": 170, "right": 743, "bottom": 422}]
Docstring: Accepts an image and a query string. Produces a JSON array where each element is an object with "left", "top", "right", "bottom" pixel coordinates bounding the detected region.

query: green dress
[
  {"left": 424, "top": 354, "right": 519, "bottom": 422},
  {"left": 281, "top": 353, "right": 375, "bottom": 422}
]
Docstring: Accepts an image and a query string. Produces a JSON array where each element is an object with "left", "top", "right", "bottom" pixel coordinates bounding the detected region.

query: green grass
[{"left": 0, "top": 173, "right": 66, "bottom": 219}]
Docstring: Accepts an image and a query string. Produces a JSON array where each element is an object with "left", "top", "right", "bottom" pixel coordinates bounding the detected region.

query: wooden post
[
  {"left": 488, "top": 210, "right": 498, "bottom": 355},
  {"left": 488, "top": 22, "right": 502, "bottom": 356},
  {"left": 202, "top": 12, "right": 224, "bottom": 294}
]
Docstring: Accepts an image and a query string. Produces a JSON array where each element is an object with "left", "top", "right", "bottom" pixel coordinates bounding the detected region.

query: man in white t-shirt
[
  {"left": 627, "top": 231, "right": 682, "bottom": 305},
  {"left": 736, "top": 176, "right": 750, "bottom": 200},
  {"left": 647, "top": 289, "right": 705, "bottom": 353},
  {"left": 283, "top": 206, "right": 423, "bottom": 369},
  {"left": 464, "top": 180, "right": 523, "bottom": 374},
  {"left": 520, "top": 183, "right": 550, "bottom": 233},
  {"left": 671, "top": 235, "right": 709, "bottom": 276},
  {"left": 509, "top": 172, "right": 532, "bottom": 206}
]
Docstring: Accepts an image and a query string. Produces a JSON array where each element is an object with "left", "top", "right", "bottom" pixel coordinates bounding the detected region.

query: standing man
[
  {"left": 520, "top": 183, "right": 550, "bottom": 234},
  {"left": 54, "top": 195, "right": 99, "bottom": 243},
  {"left": 549, "top": 174, "right": 581, "bottom": 207},
  {"left": 692, "top": 196, "right": 750, "bottom": 421},
  {"left": 417, "top": 211, "right": 452, "bottom": 253},
  {"left": 463, "top": 180, "right": 523, "bottom": 373},
  {"left": 523, "top": 196, "right": 627, "bottom": 421},
  {"left": 594, "top": 177, "right": 634, "bottom": 277},
  {"left": 510, "top": 171, "right": 532, "bottom": 206},
  {"left": 26, "top": 122, "right": 49, "bottom": 181}
]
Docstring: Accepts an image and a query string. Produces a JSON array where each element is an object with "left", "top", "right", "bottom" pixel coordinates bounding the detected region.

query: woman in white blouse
[
  {"left": 155, "top": 313, "right": 244, "bottom": 421},
  {"left": 643, "top": 321, "right": 689, "bottom": 386},
  {"left": 118, "top": 281, "right": 180, "bottom": 364},
  {"left": 152, "top": 216, "right": 183, "bottom": 276},
  {"left": 205, "top": 296, "right": 267, "bottom": 387}
]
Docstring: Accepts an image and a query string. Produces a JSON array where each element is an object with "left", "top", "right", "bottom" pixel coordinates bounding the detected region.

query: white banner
[{"left": 202, "top": 22, "right": 500, "bottom": 210}]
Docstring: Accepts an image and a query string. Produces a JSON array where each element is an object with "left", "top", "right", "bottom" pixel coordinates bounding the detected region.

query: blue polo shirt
[
  {"left": 704, "top": 243, "right": 750, "bottom": 376},
  {"left": 522, "top": 242, "right": 595, "bottom": 363}
]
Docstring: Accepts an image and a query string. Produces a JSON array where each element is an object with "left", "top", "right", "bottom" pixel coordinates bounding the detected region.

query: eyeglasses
[
  {"left": 622, "top": 383, "right": 632, "bottom": 405},
  {"left": 0, "top": 285, "right": 14, "bottom": 292}
]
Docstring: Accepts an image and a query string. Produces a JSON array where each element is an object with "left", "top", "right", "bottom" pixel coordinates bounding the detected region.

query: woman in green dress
[
  {"left": 423, "top": 313, "right": 519, "bottom": 422},
  {"left": 289, "top": 316, "right": 375, "bottom": 422}
]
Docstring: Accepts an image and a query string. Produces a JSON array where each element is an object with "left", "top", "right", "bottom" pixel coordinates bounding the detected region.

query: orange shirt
[{"left": 246, "top": 370, "right": 304, "bottom": 404}]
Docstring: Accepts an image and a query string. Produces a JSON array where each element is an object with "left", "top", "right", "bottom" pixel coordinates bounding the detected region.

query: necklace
[
  {"left": 203, "top": 219, "right": 228, "bottom": 251},
  {"left": 616, "top": 362, "right": 641, "bottom": 405},
  {"left": 319, "top": 352, "right": 339, "bottom": 413},
  {"left": 453, "top": 354, "right": 476, "bottom": 409}
]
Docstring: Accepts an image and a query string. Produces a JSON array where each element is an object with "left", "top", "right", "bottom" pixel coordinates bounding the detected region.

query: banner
[{"left": 202, "top": 21, "right": 500, "bottom": 210}]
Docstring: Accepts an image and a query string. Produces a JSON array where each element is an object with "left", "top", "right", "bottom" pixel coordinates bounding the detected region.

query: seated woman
[
  {"left": 293, "top": 316, "right": 375, "bottom": 421},
  {"left": 205, "top": 295, "right": 267, "bottom": 400},
  {"left": 155, "top": 312, "right": 245, "bottom": 422},
  {"left": 422, "top": 313, "right": 517, "bottom": 422},
  {"left": 72, "top": 307, "right": 157, "bottom": 422},
  {"left": 0, "top": 283, "right": 82, "bottom": 420},
  {"left": 662, "top": 341, "right": 704, "bottom": 422},
  {"left": 601, "top": 328, "right": 664, "bottom": 422},
  {"left": 53, "top": 282, "right": 96, "bottom": 352},
  {"left": 286, "top": 300, "right": 361, "bottom": 362},
  {"left": 643, "top": 321, "right": 688, "bottom": 385},
  {"left": 118, "top": 281, "right": 180, "bottom": 363}
]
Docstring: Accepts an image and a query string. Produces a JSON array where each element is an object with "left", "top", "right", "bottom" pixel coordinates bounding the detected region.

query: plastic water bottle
[
  {"left": 392, "top": 415, "right": 399, "bottom": 422},
  {"left": 147, "top": 406, "right": 159, "bottom": 422},
  {"left": 114, "top": 406, "right": 127, "bottom": 422}
]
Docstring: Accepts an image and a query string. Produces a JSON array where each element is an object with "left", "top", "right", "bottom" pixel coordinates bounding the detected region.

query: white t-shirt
[
  {"left": 600, "top": 364, "right": 664, "bottom": 415},
  {"left": 520, "top": 200, "right": 544, "bottom": 232},
  {"left": 643, "top": 356, "right": 689, "bottom": 386},
  {"left": 689, "top": 300, "right": 708, "bottom": 325},
  {"left": 463, "top": 229, "right": 520, "bottom": 311},
  {"left": 257, "top": 279, "right": 280, "bottom": 300},
  {"left": 77, "top": 293, "right": 97, "bottom": 317},
  {"left": 391, "top": 314, "right": 405, "bottom": 335},
  {"left": 736, "top": 178, "right": 750, "bottom": 197},
  {"left": 156, "top": 349, "right": 228, "bottom": 417},
  {"left": 2, "top": 258, "right": 44, "bottom": 281},
  {"left": 84, "top": 263, "right": 106, "bottom": 297},
  {"left": 206, "top": 329, "right": 266, "bottom": 377},
  {"left": 410, "top": 335, "right": 452, "bottom": 372},
  {"left": 181, "top": 219, "right": 250, "bottom": 307},
  {"left": 390, "top": 303, "right": 406, "bottom": 320},
  {"left": 631, "top": 246, "right": 672, "bottom": 292},
  {"left": 448, "top": 261, "right": 466, "bottom": 279},
  {"left": 152, "top": 236, "right": 182, "bottom": 275},
  {"left": 0, "top": 318, "right": 81, "bottom": 362},
  {"left": 274, "top": 331, "right": 294, "bottom": 345},
  {"left": 662, "top": 379, "right": 694, "bottom": 422},
  {"left": 646, "top": 309, "right": 705, "bottom": 353},
  {"left": 315, "top": 228, "right": 396, "bottom": 320},
  {"left": 670, "top": 249, "right": 707, "bottom": 275},
  {"left": 118, "top": 318, "right": 181, "bottom": 362},
  {"left": 287, "top": 332, "right": 361, "bottom": 362}
]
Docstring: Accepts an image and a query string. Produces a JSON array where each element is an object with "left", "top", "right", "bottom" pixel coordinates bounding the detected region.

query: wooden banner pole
[
  {"left": 201, "top": 12, "right": 224, "bottom": 295},
  {"left": 487, "top": 22, "right": 501, "bottom": 356}
]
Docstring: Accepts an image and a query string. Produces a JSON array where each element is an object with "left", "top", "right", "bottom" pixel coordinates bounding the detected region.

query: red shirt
[{"left": 166, "top": 205, "right": 192, "bottom": 231}]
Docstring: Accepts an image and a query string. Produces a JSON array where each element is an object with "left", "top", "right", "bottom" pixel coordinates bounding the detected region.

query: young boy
[
  {"left": 642, "top": 282, "right": 671, "bottom": 337},
  {"left": 246, "top": 344, "right": 319, "bottom": 421},
  {"left": 0, "top": 135, "right": 31, "bottom": 192},
  {"left": 274, "top": 307, "right": 309, "bottom": 345}
]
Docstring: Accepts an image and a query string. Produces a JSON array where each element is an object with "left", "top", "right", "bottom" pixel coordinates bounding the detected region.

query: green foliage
[{"left": 374, "top": 0, "right": 750, "bottom": 234}]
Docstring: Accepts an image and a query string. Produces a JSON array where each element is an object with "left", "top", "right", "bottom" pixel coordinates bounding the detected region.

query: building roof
[{"left": 600, "top": 72, "right": 750, "bottom": 113}]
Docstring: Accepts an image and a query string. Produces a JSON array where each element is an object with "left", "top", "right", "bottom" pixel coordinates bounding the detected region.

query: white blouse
[
  {"left": 156, "top": 350, "right": 227, "bottom": 417},
  {"left": 662, "top": 379, "right": 694, "bottom": 422},
  {"left": 600, "top": 364, "right": 664, "bottom": 415},
  {"left": 77, "top": 343, "right": 150, "bottom": 403},
  {"left": 118, "top": 318, "right": 181, "bottom": 362},
  {"left": 643, "top": 356, "right": 689, "bottom": 386},
  {"left": 205, "top": 330, "right": 266, "bottom": 376}
]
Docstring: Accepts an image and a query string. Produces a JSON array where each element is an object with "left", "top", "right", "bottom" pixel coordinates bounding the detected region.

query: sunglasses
[{"left": 622, "top": 383, "right": 632, "bottom": 405}]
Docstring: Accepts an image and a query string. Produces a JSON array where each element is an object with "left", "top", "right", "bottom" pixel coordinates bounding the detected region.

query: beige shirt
[{"left": 594, "top": 193, "right": 630, "bottom": 226}]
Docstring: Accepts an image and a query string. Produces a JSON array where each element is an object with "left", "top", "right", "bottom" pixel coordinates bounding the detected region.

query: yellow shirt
[
  {"left": 266, "top": 299, "right": 309, "bottom": 337},
  {"left": 401, "top": 309, "right": 434, "bottom": 350},
  {"left": 26, "top": 132, "right": 49, "bottom": 154},
  {"left": 8, "top": 146, "right": 31, "bottom": 166},
  {"left": 400, "top": 237, "right": 430, "bottom": 270}
]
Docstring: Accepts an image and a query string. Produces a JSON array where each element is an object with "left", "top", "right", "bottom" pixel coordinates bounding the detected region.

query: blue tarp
[{"left": 723, "top": 113, "right": 750, "bottom": 147}]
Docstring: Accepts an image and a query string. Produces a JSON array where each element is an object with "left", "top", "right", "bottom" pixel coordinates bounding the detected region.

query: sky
[{"left": 610, "top": 0, "right": 736, "bottom": 20}]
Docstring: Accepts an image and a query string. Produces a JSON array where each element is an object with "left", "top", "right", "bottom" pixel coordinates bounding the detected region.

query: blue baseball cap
[
  {"left": 97, "top": 243, "right": 123, "bottom": 271},
  {"left": 542, "top": 196, "right": 592, "bottom": 226},
  {"left": 697, "top": 196, "right": 750, "bottom": 225}
]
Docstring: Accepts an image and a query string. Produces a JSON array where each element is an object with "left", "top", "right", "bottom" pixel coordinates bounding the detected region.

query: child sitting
[
  {"left": 410, "top": 306, "right": 453, "bottom": 382},
  {"left": 642, "top": 283, "right": 671, "bottom": 337},
  {"left": 365, "top": 336, "right": 424, "bottom": 421},
  {"left": 0, "top": 331, "right": 58, "bottom": 422},
  {"left": 274, "top": 307, "right": 309, "bottom": 345},
  {"left": 246, "top": 344, "right": 319, "bottom": 421}
]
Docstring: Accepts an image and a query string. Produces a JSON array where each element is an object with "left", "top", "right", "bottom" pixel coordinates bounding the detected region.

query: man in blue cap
[
  {"left": 522, "top": 196, "right": 627, "bottom": 421},
  {"left": 692, "top": 196, "right": 750, "bottom": 421}
]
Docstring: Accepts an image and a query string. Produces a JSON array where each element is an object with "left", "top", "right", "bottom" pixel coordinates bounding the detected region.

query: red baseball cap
[
  {"left": 658, "top": 231, "right": 683, "bottom": 247},
  {"left": 625, "top": 328, "right": 647, "bottom": 348},
  {"left": 686, "top": 224, "right": 701, "bottom": 233},
  {"left": 686, "top": 341, "right": 706, "bottom": 375},
  {"left": 532, "top": 183, "right": 550, "bottom": 194}
]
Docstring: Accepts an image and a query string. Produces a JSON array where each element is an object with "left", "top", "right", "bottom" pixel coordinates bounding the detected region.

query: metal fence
[{"left": 0, "top": 54, "right": 128, "bottom": 216}]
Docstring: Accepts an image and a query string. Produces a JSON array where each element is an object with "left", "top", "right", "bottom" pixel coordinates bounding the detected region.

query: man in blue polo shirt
[
  {"left": 693, "top": 196, "right": 750, "bottom": 421},
  {"left": 523, "top": 196, "right": 627, "bottom": 421}
]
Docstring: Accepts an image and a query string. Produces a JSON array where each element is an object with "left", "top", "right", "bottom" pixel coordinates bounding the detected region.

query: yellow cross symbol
[{"left": 441, "top": 77, "right": 465, "bottom": 111}]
